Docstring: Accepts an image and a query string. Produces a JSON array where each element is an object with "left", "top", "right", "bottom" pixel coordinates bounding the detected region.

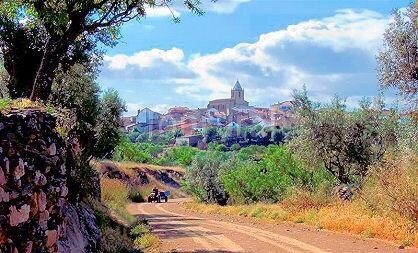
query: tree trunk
[
  {"left": 3, "top": 34, "right": 61, "bottom": 101},
  {"left": 3, "top": 42, "right": 42, "bottom": 99}
]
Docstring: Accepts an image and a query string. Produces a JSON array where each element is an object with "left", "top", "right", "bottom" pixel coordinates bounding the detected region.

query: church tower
[{"left": 231, "top": 80, "right": 244, "bottom": 104}]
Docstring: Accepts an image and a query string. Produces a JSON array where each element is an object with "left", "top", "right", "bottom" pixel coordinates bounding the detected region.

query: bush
[
  {"left": 128, "top": 186, "right": 146, "bottom": 203},
  {"left": 184, "top": 151, "right": 229, "bottom": 205},
  {"left": 221, "top": 145, "right": 334, "bottom": 204},
  {"left": 362, "top": 152, "right": 418, "bottom": 225},
  {"left": 114, "top": 140, "right": 163, "bottom": 164},
  {"left": 134, "top": 233, "right": 160, "bottom": 250},
  {"left": 102, "top": 227, "right": 136, "bottom": 253},
  {"left": 156, "top": 146, "right": 200, "bottom": 166},
  {"left": 100, "top": 178, "right": 135, "bottom": 224}
]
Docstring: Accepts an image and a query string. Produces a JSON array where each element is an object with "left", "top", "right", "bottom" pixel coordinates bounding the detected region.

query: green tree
[
  {"left": 203, "top": 126, "right": 219, "bottom": 143},
  {"left": 0, "top": 62, "right": 8, "bottom": 97},
  {"left": 377, "top": 4, "right": 417, "bottom": 100},
  {"left": 0, "top": 0, "right": 203, "bottom": 100},
  {"left": 184, "top": 151, "right": 229, "bottom": 205},
  {"left": 95, "top": 89, "right": 126, "bottom": 158},
  {"left": 291, "top": 90, "right": 387, "bottom": 185},
  {"left": 50, "top": 64, "right": 100, "bottom": 147}
]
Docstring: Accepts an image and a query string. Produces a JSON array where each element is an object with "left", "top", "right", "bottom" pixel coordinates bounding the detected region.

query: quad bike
[
  {"left": 159, "top": 192, "right": 168, "bottom": 202},
  {"left": 147, "top": 192, "right": 160, "bottom": 203},
  {"left": 147, "top": 191, "right": 168, "bottom": 203}
]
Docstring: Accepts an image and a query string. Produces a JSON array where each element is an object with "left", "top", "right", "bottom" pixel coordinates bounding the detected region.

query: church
[{"left": 207, "top": 80, "right": 249, "bottom": 113}]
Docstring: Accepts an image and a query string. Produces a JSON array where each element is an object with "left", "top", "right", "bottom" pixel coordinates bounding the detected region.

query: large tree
[
  {"left": 290, "top": 89, "right": 391, "bottom": 185},
  {"left": 0, "top": 0, "right": 203, "bottom": 100},
  {"left": 377, "top": 4, "right": 417, "bottom": 101}
]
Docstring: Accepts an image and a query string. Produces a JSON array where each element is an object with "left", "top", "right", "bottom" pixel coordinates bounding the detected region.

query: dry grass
[
  {"left": 0, "top": 98, "right": 48, "bottom": 112},
  {"left": 100, "top": 175, "right": 163, "bottom": 252},
  {"left": 134, "top": 233, "right": 161, "bottom": 252},
  {"left": 183, "top": 200, "right": 417, "bottom": 247},
  {"left": 100, "top": 178, "right": 136, "bottom": 224}
]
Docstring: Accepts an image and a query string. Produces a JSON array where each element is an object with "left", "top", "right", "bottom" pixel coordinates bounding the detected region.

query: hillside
[{"left": 95, "top": 160, "right": 188, "bottom": 201}]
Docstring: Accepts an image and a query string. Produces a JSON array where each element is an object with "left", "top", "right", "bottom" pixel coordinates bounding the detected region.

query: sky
[{"left": 98, "top": 0, "right": 411, "bottom": 116}]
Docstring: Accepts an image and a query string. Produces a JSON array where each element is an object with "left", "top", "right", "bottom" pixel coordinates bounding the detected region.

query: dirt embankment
[{"left": 95, "top": 161, "right": 188, "bottom": 200}]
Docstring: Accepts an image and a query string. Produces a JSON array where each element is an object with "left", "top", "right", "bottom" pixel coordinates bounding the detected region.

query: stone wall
[{"left": 0, "top": 110, "right": 68, "bottom": 252}]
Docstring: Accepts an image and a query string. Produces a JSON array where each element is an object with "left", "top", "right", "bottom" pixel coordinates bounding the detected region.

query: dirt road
[{"left": 127, "top": 199, "right": 417, "bottom": 253}]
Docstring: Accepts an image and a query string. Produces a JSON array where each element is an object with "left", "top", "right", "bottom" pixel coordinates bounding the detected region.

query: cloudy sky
[{"left": 98, "top": 0, "right": 410, "bottom": 116}]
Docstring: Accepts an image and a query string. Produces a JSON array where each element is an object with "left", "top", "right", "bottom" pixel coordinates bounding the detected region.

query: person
[{"left": 152, "top": 187, "right": 159, "bottom": 196}]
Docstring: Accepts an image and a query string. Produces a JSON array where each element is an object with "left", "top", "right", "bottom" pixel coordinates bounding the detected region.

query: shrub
[
  {"left": 221, "top": 145, "right": 334, "bottom": 204},
  {"left": 130, "top": 223, "right": 151, "bottom": 237},
  {"left": 156, "top": 146, "right": 200, "bottom": 166},
  {"left": 114, "top": 140, "right": 163, "bottom": 164},
  {"left": 102, "top": 227, "right": 136, "bottom": 253},
  {"left": 134, "top": 233, "right": 160, "bottom": 250},
  {"left": 128, "top": 186, "right": 146, "bottom": 203},
  {"left": 362, "top": 152, "right": 418, "bottom": 225},
  {"left": 291, "top": 90, "right": 391, "bottom": 185},
  {"left": 184, "top": 151, "right": 229, "bottom": 205},
  {"left": 231, "top": 143, "right": 241, "bottom": 151},
  {"left": 100, "top": 178, "right": 135, "bottom": 223}
]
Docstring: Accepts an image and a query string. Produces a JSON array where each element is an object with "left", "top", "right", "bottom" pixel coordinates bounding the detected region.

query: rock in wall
[
  {"left": 57, "top": 202, "right": 102, "bottom": 253},
  {"left": 0, "top": 110, "right": 68, "bottom": 252}
]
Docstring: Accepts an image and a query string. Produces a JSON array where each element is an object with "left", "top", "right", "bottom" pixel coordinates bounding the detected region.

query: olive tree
[
  {"left": 377, "top": 4, "right": 417, "bottom": 100},
  {"left": 0, "top": 0, "right": 203, "bottom": 100},
  {"left": 291, "top": 89, "right": 389, "bottom": 185}
]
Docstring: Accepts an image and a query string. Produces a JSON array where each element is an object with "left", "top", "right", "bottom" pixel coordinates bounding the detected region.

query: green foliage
[
  {"left": 95, "top": 89, "right": 126, "bottom": 158},
  {"left": 114, "top": 138, "right": 200, "bottom": 167},
  {"left": 290, "top": 89, "right": 390, "bottom": 185},
  {"left": 130, "top": 223, "right": 150, "bottom": 237},
  {"left": 0, "top": 0, "right": 204, "bottom": 100},
  {"left": 50, "top": 64, "right": 100, "bottom": 129},
  {"left": 114, "top": 140, "right": 163, "bottom": 164},
  {"left": 184, "top": 151, "right": 229, "bottom": 205},
  {"left": 0, "top": 97, "right": 10, "bottom": 110},
  {"left": 133, "top": 233, "right": 159, "bottom": 250},
  {"left": 377, "top": 3, "right": 418, "bottom": 100},
  {"left": 208, "top": 142, "right": 227, "bottom": 152},
  {"left": 156, "top": 146, "right": 200, "bottom": 166},
  {"left": 221, "top": 145, "right": 332, "bottom": 204},
  {"left": 231, "top": 143, "right": 241, "bottom": 151},
  {"left": 203, "top": 126, "right": 219, "bottom": 143},
  {"left": 236, "top": 145, "right": 266, "bottom": 161}
]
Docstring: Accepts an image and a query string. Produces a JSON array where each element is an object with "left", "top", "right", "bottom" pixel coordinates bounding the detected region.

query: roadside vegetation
[
  {"left": 180, "top": 105, "right": 417, "bottom": 246},
  {"left": 98, "top": 177, "right": 161, "bottom": 252}
]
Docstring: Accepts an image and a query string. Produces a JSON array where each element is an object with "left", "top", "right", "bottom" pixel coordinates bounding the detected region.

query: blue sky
[{"left": 98, "top": 0, "right": 410, "bottom": 115}]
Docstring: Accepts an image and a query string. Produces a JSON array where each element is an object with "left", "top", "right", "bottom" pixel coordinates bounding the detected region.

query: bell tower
[{"left": 231, "top": 80, "right": 244, "bottom": 103}]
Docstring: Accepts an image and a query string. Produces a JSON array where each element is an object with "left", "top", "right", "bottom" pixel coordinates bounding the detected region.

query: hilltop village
[{"left": 120, "top": 81, "right": 295, "bottom": 138}]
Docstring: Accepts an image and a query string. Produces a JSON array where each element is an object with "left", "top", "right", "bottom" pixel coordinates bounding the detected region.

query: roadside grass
[
  {"left": 183, "top": 199, "right": 417, "bottom": 248},
  {"left": 100, "top": 177, "right": 161, "bottom": 252},
  {"left": 100, "top": 177, "right": 136, "bottom": 224},
  {"left": 134, "top": 233, "right": 161, "bottom": 252}
]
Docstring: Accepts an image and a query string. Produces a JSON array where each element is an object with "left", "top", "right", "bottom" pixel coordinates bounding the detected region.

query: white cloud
[
  {"left": 104, "top": 47, "right": 184, "bottom": 69},
  {"left": 145, "top": 6, "right": 180, "bottom": 17},
  {"left": 203, "top": 0, "right": 251, "bottom": 14},
  {"left": 104, "top": 9, "right": 390, "bottom": 108}
]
